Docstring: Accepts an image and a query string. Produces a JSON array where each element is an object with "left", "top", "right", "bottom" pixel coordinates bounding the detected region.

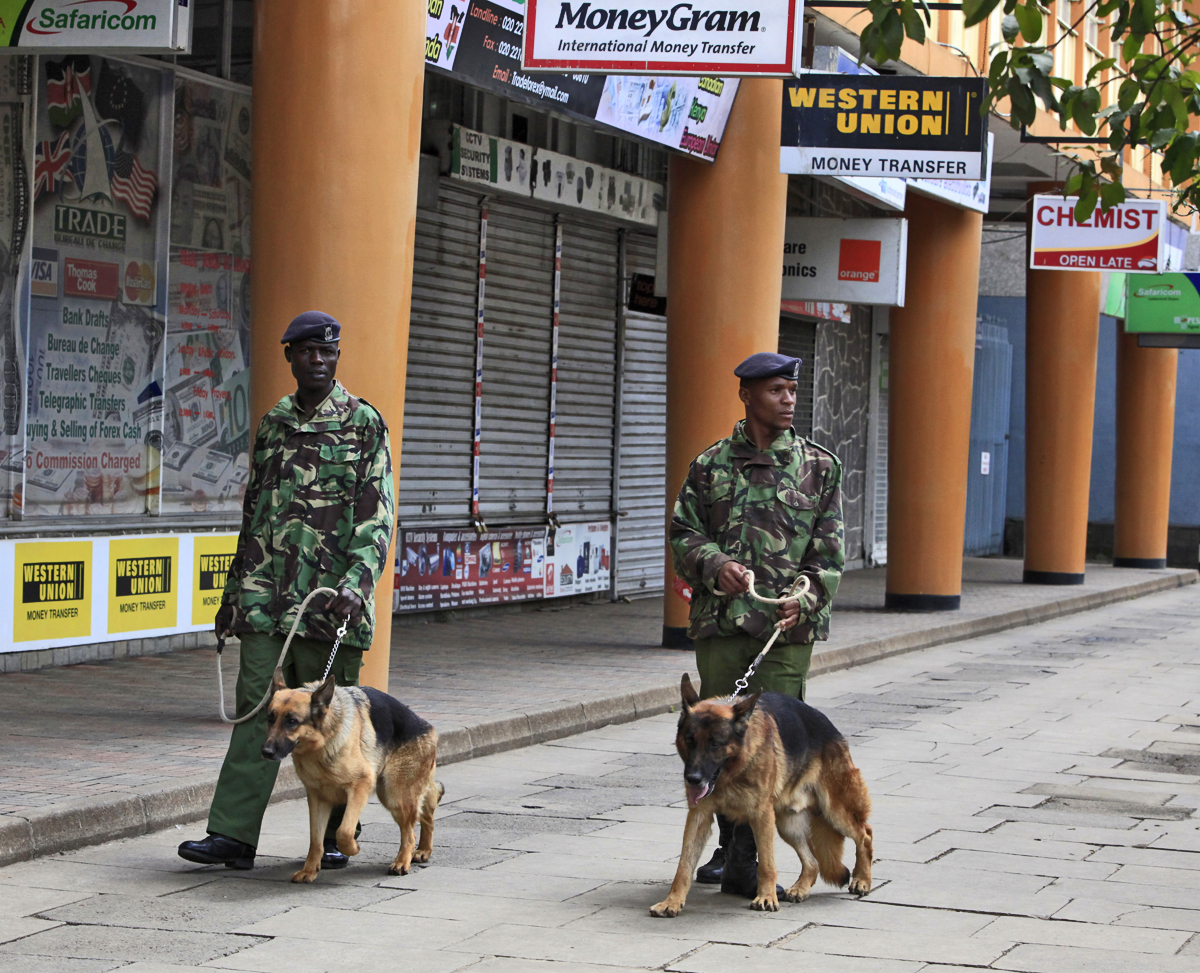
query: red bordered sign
[{"left": 522, "top": 0, "right": 802, "bottom": 76}]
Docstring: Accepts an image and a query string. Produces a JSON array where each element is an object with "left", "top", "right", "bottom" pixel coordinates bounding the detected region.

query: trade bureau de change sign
[
  {"left": 1029, "top": 195, "right": 1168, "bottom": 272},
  {"left": 522, "top": 0, "right": 801, "bottom": 75},
  {"left": 0, "top": 0, "right": 191, "bottom": 51},
  {"left": 781, "top": 75, "right": 989, "bottom": 180}
]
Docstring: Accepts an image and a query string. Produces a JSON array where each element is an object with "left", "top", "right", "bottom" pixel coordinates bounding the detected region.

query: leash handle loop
[
  {"left": 216, "top": 586, "right": 346, "bottom": 725},
  {"left": 715, "top": 570, "right": 813, "bottom": 700}
]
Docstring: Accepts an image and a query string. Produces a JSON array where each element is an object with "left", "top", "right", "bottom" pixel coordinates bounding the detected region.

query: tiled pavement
[
  {"left": 1, "top": 582, "right": 1200, "bottom": 970},
  {"left": 0, "top": 558, "right": 1191, "bottom": 824}
]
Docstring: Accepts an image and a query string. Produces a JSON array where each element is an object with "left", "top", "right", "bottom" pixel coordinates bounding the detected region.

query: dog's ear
[
  {"left": 731, "top": 692, "right": 760, "bottom": 733},
  {"left": 310, "top": 673, "right": 337, "bottom": 723},
  {"left": 681, "top": 673, "right": 700, "bottom": 711},
  {"left": 271, "top": 667, "right": 288, "bottom": 691}
]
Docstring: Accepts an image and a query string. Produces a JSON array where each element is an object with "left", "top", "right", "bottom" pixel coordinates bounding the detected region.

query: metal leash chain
[
  {"left": 714, "top": 570, "right": 812, "bottom": 699},
  {"left": 216, "top": 585, "right": 352, "bottom": 725}
]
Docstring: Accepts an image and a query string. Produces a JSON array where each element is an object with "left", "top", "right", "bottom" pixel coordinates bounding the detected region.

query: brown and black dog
[
  {"left": 261, "top": 670, "right": 444, "bottom": 884},
  {"left": 651, "top": 673, "right": 873, "bottom": 917}
]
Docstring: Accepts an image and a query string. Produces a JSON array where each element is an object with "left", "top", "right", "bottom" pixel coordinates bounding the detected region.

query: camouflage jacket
[
  {"left": 670, "top": 421, "right": 844, "bottom": 644},
  {"left": 222, "top": 382, "right": 395, "bottom": 649}
]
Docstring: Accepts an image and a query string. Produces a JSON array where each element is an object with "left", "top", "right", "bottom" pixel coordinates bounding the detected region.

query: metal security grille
[
  {"left": 555, "top": 218, "right": 619, "bottom": 519},
  {"left": 397, "top": 181, "right": 481, "bottom": 526},
  {"left": 476, "top": 199, "right": 555, "bottom": 524},
  {"left": 616, "top": 229, "right": 666, "bottom": 598},
  {"left": 964, "top": 323, "right": 1013, "bottom": 556},
  {"left": 778, "top": 316, "right": 817, "bottom": 438}
]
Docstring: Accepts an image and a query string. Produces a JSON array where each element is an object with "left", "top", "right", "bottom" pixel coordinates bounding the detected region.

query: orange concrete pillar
[
  {"left": 1114, "top": 330, "right": 1177, "bottom": 567},
  {"left": 662, "top": 79, "right": 788, "bottom": 647},
  {"left": 1023, "top": 216, "right": 1101, "bottom": 585},
  {"left": 252, "top": 0, "right": 424, "bottom": 690},
  {"left": 885, "top": 194, "right": 981, "bottom": 610}
]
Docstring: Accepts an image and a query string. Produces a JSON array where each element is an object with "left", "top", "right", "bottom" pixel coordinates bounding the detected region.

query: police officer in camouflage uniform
[
  {"left": 669, "top": 350, "right": 844, "bottom": 898},
  {"left": 179, "top": 310, "right": 395, "bottom": 871}
]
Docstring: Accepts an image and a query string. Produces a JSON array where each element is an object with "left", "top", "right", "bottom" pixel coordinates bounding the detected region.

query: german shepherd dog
[
  {"left": 261, "top": 669, "right": 445, "bottom": 884},
  {"left": 651, "top": 674, "right": 873, "bottom": 917}
]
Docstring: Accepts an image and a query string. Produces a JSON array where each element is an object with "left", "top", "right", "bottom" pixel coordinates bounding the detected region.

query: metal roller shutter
[
  {"left": 616, "top": 230, "right": 666, "bottom": 598},
  {"left": 778, "top": 317, "right": 817, "bottom": 437},
  {"left": 398, "top": 182, "right": 481, "bottom": 526},
  {"left": 556, "top": 219, "right": 619, "bottom": 519},
  {"left": 477, "top": 199, "right": 555, "bottom": 524}
]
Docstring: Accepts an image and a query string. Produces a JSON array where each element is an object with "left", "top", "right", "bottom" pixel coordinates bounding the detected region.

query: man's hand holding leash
[{"left": 717, "top": 561, "right": 802, "bottom": 632}]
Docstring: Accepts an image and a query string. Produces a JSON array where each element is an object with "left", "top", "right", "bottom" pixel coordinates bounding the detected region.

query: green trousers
[
  {"left": 207, "top": 631, "right": 364, "bottom": 848},
  {"left": 695, "top": 634, "right": 814, "bottom": 701}
]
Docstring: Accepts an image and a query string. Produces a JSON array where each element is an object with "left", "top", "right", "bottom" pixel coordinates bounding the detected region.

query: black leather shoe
[
  {"left": 719, "top": 822, "right": 784, "bottom": 899},
  {"left": 696, "top": 814, "right": 733, "bottom": 884},
  {"left": 177, "top": 833, "right": 255, "bottom": 870},
  {"left": 321, "top": 838, "right": 350, "bottom": 869}
]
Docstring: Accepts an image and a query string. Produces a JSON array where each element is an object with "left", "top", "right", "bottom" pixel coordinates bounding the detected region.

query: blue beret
[
  {"left": 734, "top": 352, "right": 800, "bottom": 381},
  {"left": 281, "top": 310, "right": 341, "bottom": 345}
]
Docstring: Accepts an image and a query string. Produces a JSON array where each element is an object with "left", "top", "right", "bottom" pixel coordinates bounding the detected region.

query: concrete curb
[{"left": 1, "top": 568, "right": 1194, "bottom": 868}]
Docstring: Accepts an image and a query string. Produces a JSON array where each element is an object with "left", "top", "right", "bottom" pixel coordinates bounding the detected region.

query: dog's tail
[{"left": 810, "top": 813, "right": 850, "bottom": 887}]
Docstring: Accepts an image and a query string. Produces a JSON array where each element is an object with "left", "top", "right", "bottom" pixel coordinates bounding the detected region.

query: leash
[
  {"left": 216, "top": 586, "right": 352, "bottom": 725},
  {"left": 714, "top": 570, "right": 812, "bottom": 699}
]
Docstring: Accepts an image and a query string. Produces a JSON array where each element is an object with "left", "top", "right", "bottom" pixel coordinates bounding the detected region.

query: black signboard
[
  {"left": 781, "top": 75, "right": 989, "bottom": 180},
  {"left": 627, "top": 273, "right": 666, "bottom": 316}
]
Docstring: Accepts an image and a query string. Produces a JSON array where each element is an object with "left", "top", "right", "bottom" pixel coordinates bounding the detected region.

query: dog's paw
[
  {"left": 783, "top": 883, "right": 812, "bottom": 903},
  {"left": 848, "top": 877, "right": 871, "bottom": 897},
  {"left": 411, "top": 848, "right": 431, "bottom": 864},
  {"left": 387, "top": 862, "right": 411, "bottom": 876},
  {"left": 291, "top": 867, "right": 319, "bottom": 884},
  {"left": 750, "top": 893, "right": 779, "bottom": 912},
  {"left": 649, "top": 899, "right": 682, "bottom": 918},
  {"left": 337, "top": 835, "right": 360, "bottom": 857}
]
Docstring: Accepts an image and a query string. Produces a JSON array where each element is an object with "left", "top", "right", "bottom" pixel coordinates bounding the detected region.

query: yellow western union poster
[
  {"left": 108, "top": 537, "right": 178, "bottom": 634},
  {"left": 15, "top": 541, "right": 92, "bottom": 642},
  {"left": 193, "top": 534, "right": 236, "bottom": 626}
]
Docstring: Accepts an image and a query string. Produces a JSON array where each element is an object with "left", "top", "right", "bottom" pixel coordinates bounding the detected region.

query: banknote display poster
[
  {"left": 164, "top": 75, "right": 251, "bottom": 515},
  {"left": 192, "top": 533, "right": 236, "bottom": 626},
  {"left": 107, "top": 535, "right": 177, "bottom": 633},
  {"left": 544, "top": 521, "right": 610, "bottom": 597},
  {"left": 426, "top": 0, "right": 740, "bottom": 160},
  {"left": 394, "top": 527, "right": 547, "bottom": 612},
  {"left": 25, "top": 55, "right": 168, "bottom": 517},
  {"left": 14, "top": 540, "right": 91, "bottom": 642}
]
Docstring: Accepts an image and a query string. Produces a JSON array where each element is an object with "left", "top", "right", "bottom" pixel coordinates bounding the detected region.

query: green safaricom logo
[{"left": 28, "top": 1, "right": 158, "bottom": 36}]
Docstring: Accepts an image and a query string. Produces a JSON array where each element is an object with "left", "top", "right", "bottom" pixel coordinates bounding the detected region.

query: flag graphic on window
[
  {"left": 45, "top": 56, "right": 93, "bottom": 130},
  {"left": 109, "top": 152, "right": 157, "bottom": 222},
  {"left": 34, "top": 131, "right": 75, "bottom": 200}
]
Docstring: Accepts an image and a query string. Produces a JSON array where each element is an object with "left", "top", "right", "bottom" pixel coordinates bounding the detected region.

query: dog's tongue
[{"left": 686, "top": 781, "right": 711, "bottom": 807}]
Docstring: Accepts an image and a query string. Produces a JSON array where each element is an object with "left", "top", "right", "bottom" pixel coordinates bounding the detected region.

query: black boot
[
  {"left": 177, "top": 833, "right": 255, "bottom": 870},
  {"left": 719, "top": 823, "right": 785, "bottom": 899},
  {"left": 696, "top": 814, "right": 733, "bottom": 884},
  {"left": 321, "top": 838, "right": 350, "bottom": 869}
]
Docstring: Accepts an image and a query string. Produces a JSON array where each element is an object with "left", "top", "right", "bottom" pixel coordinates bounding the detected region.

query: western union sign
[{"left": 781, "top": 75, "right": 989, "bottom": 180}]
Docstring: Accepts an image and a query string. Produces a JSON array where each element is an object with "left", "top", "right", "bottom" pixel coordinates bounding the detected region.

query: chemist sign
[
  {"left": 781, "top": 217, "right": 908, "bottom": 306},
  {"left": 1029, "top": 195, "right": 1168, "bottom": 272},
  {"left": 781, "top": 75, "right": 990, "bottom": 180},
  {"left": 522, "top": 0, "right": 801, "bottom": 75}
]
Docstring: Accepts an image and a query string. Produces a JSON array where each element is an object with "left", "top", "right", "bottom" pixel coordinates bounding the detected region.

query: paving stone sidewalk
[
  {"left": 0, "top": 558, "right": 1192, "bottom": 864},
  {"left": 3, "top": 582, "right": 1200, "bottom": 971}
]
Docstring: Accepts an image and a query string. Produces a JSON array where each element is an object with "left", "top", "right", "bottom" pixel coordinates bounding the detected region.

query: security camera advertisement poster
[
  {"left": 544, "top": 521, "right": 611, "bottom": 597},
  {"left": 394, "top": 526, "right": 547, "bottom": 612}
]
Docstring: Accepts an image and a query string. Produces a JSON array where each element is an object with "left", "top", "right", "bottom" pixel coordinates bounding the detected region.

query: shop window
[{"left": 174, "top": 0, "right": 254, "bottom": 85}]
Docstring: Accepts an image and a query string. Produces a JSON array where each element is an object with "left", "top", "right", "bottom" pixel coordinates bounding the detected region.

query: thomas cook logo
[
  {"left": 28, "top": 1, "right": 159, "bottom": 36},
  {"left": 114, "top": 556, "right": 171, "bottom": 597},
  {"left": 22, "top": 561, "right": 85, "bottom": 603}
]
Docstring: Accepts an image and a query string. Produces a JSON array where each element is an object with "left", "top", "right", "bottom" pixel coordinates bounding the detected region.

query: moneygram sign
[
  {"left": 781, "top": 75, "right": 990, "bottom": 180},
  {"left": 0, "top": 0, "right": 191, "bottom": 51},
  {"left": 1029, "top": 195, "right": 1168, "bottom": 272},
  {"left": 522, "top": 0, "right": 799, "bottom": 75}
]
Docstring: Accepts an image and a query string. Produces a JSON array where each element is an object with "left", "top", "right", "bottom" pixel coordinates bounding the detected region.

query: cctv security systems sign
[
  {"left": 522, "top": 0, "right": 800, "bottom": 75},
  {"left": 1029, "top": 195, "right": 1168, "bottom": 272},
  {"left": 781, "top": 217, "right": 908, "bottom": 306},
  {"left": 781, "top": 75, "right": 989, "bottom": 180}
]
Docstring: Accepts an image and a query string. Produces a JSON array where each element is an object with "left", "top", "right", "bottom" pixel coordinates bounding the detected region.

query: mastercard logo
[{"left": 124, "top": 260, "right": 154, "bottom": 305}]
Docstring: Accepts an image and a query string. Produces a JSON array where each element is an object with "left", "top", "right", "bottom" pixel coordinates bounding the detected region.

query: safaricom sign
[
  {"left": 522, "top": 0, "right": 799, "bottom": 75},
  {"left": 5, "top": 0, "right": 191, "bottom": 51},
  {"left": 1029, "top": 195, "right": 1169, "bottom": 273}
]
